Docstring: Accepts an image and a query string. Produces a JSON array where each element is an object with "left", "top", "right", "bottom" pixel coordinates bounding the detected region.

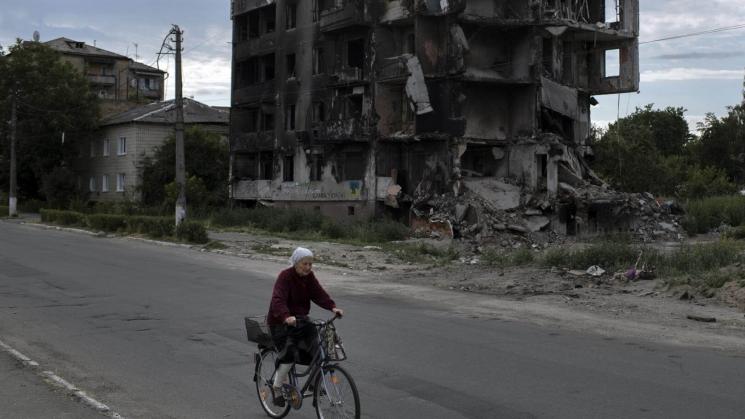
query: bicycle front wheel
[
  {"left": 255, "top": 349, "right": 291, "bottom": 418},
  {"left": 313, "top": 364, "right": 360, "bottom": 419}
]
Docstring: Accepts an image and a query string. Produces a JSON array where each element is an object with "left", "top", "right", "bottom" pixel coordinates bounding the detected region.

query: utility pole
[
  {"left": 173, "top": 25, "right": 187, "bottom": 226},
  {"left": 8, "top": 91, "right": 17, "bottom": 217}
]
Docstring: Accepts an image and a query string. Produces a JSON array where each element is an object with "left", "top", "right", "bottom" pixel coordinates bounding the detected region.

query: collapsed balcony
[{"left": 319, "top": 0, "right": 373, "bottom": 33}]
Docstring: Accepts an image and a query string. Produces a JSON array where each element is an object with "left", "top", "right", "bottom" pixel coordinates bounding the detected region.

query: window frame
[
  {"left": 118, "top": 137, "right": 127, "bottom": 156},
  {"left": 116, "top": 173, "right": 126, "bottom": 192}
]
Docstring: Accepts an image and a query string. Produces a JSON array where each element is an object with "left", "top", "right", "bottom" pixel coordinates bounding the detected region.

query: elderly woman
[{"left": 267, "top": 247, "right": 344, "bottom": 406}]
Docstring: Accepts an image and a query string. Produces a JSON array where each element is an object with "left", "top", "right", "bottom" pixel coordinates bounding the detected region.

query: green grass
[
  {"left": 481, "top": 247, "right": 536, "bottom": 267},
  {"left": 683, "top": 195, "right": 745, "bottom": 234},
  {"left": 385, "top": 242, "right": 460, "bottom": 266},
  {"left": 209, "top": 207, "right": 409, "bottom": 245}
]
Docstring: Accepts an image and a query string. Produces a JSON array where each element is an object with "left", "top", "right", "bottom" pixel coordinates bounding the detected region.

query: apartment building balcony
[
  {"left": 87, "top": 74, "right": 116, "bottom": 86},
  {"left": 329, "top": 66, "right": 367, "bottom": 85},
  {"left": 415, "top": 0, "right": 465, "bottom": 16},
  {"left": 377, "top": 58, "right": 410, "bottom": 83},
  {"left": 379, "top": 0, "right": 414, "bottom": 25},
  {"left": 231, "top": 131, "right": 276, "bottom": 152},
  {"left": 319, "top": 2, "right": 372, "bottom": 33},
  {"left": 232, "top": 81, "right": 276, "bottom": 105},
  {"left": 233, "top": 35, "right": 277, "bottom": 60},
  {"left": 314, "top": 119, "right": 372, "bottom": 143}
]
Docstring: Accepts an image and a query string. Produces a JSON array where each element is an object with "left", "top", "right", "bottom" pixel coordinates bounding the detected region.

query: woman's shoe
[{"left": 272, "top": 386, "right": 286, "bottom": 407}]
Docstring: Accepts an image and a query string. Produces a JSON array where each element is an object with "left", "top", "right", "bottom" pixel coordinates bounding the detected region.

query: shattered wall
[{"left": 229, "top": 0, "right": 641, "bottom": 233}]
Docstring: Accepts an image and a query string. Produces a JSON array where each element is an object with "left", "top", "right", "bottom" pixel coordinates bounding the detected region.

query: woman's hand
[
  {"left": 332, "top": 308, "right": 344, "bottom": 318},
  {"left": 284, "top": 316, "right": 297, "bottom": 326}
]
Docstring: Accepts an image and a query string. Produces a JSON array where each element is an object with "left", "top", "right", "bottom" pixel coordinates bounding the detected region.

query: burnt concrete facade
[{"left": 229, "top": 0, "right": 639, "bottom": 222}]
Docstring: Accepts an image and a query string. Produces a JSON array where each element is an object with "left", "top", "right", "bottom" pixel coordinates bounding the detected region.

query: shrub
[
  {"left": 126, "top": 216, "right": 174, "bottom": 238},
  {"left": 40, "top": 209, "right": 86, "bottom": 226},
  {"left": 19, "top": 199, "right": 44, "bottom": 213},
  {"left": 176, "top": 220, "right": 209, "bottom": 244},
  {"left": 653, "top": 240, "right": 744, "bottom": 277},
  {"left": 683, "top": 195, "right": 745, "bottom": 234},
  {"left": 0, "top": 206, "right": 8, "bottom": 216},
  {"left": 723, "top": 225, "right": 745, "bottom": 240},
  {"left": 540, "top": 242, "right": 642, "bottom": 272},
  {"left": 678, "top": 166, "right": 737, "bottom": 200},
  {"left": 87, "top": 214, "right": 127, "bottom": 232}
]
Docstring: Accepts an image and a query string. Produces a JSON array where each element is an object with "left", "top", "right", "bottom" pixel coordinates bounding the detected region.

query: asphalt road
[{"left": 1, "top": 221, "right": 745, "bottom": 419}]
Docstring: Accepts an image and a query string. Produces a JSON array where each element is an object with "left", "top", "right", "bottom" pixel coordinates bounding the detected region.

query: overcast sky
[{"left": 1, "top": 0, "right": 744, "bottom": 131}]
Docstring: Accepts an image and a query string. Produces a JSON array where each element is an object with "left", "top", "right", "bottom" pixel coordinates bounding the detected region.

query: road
[{"left": 1, "top": 220, "right": 744, "bottom": 418}]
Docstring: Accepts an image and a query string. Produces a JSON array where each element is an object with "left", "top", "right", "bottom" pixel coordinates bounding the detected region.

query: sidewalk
[{"left": 0, "top": 350, "right": 104, "bottom": 419}]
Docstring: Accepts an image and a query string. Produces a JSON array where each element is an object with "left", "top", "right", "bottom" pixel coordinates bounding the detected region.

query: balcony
[
  {"left": 329, "top": 66, "right": 366, "bottom": 85},
  {"left": 232, "top": 81, "right": 276, "bottom": 105},
  {"left": 87, "top": 74, "right": 116, "bottom": 86},
  {"left": 416, "top": 0, "right": 465, "bottom": 16},
  {"left": 379, "top": 0, "right": 413, "bottom": 25},
  {"left": 233, "top": 34, "right": 277, "bottom": 60},
  {"left": 319, "top": 2, "right": 372, "bottom": 33},
  {"left": 316, "top": 118, "right": 371, "bottom": 142},
  {"left": 377, "top": 58, "right": 409, "bottom": 83}
]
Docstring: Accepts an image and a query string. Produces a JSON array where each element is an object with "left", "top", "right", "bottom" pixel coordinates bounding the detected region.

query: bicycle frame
[{"left": 256, "top": 315, "right": 344, "bottom": 408}]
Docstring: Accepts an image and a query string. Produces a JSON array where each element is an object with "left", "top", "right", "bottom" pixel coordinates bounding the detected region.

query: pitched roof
[
  {"left": 43, "top": 37, "right": 128, "bottom": 59},
  {"left": 42, "top": 38, "right": 164, "bottom": 73},
  {"left": 129, "top": 60, "right": 165, "bottom": 74},
  {"left": 101, "top": 98, "right": 229, "bottom": 126}
]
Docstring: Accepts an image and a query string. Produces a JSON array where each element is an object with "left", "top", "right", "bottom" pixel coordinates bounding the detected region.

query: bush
[
  {"left": 87, "top": 214, "right": 127, "bottom": 232},
  {"left": 40, "top": 209, "right": 86, "bottom": 226},
  {"left": 18, "top": 199, "right": 44, "bottom": 213},
  {"left": 126, "top": 216, "right": 174, "bottom": 238},
  {"left": 176, "top": 220, "right": 209, "bottom": 244},
  {"left": 0, "top": 206, "right": 8, "bottom": 216},
  {"left": 541, "top": 241, "right": 642, "bottom": 272},
  {"left": 678, "top": 166, "right": 737, "bottom": 200},
  {"left": 653, "top": 240, "right": 744, "bottom": 276},
  {"left": 683, "top": 195, "right": 745, "bottom": 234}
]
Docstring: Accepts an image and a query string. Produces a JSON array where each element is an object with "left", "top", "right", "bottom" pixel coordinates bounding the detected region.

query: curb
[{"left": 0, "top": 338, "right": 124, "bottom": 419}]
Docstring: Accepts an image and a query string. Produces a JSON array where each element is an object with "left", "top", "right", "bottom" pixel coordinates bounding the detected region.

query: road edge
[{"left": 0, "top": 338, "right": 124, "bottom": 419}]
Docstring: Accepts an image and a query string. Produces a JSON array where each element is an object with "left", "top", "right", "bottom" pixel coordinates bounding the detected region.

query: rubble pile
[{"left": 410, "top": 176, "right": 685, "bottom": 245}]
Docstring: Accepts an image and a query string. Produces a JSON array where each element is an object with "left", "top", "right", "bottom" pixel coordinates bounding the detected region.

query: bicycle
[{"left": 245, "top": 313, "right": 360, "bottom": 419}]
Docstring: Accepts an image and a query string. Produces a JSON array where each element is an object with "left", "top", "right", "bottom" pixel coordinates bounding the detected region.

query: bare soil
[{"left": 209, "top": 230, "right": 745, "bottom": 353}]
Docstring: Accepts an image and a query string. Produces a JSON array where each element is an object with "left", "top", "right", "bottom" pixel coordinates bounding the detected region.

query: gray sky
[{"left": 2, "top": 0, "right": 744, "bottom": 131}]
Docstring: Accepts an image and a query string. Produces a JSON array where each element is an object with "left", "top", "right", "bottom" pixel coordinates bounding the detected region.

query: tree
[
  {"left": 591, "top": 104, "right": 694, "bottom": 195},
  {"left": 690, "top": 104, "right": 745, "bottom": 183},
  {"left": 139, "top": 126, "right": 229, "bottom": 211},
  {"left": 0, "top": 40, "right": 99, "bottom": 205}
]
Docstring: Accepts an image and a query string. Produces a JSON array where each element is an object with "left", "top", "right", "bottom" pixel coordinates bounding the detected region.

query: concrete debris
[
  {"left": 410, "top": 168, "right": 684, "bottom": 248},
  {"left": 402, "top": 54, "right": 434, "bottom": 115},
  {"left": 586, "top": 266, "right": 606, "bottom": 277}
]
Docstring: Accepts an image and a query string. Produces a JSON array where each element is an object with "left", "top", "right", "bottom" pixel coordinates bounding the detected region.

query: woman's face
[{"left": 295, "top": 257, "right": 313, "bottom": 276}]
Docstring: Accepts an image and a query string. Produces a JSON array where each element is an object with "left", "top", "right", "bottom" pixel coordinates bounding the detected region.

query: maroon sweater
[{"left": 267, "top": 267, "right": 336, "bottom": 326}]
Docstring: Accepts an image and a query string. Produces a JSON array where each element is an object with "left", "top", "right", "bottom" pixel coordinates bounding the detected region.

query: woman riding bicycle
[{"left": 267, "top": 247, "right": 344, "bottom": 407}]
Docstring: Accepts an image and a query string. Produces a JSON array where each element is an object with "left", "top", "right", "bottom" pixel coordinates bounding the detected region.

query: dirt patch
[{"left": 208, "top": 229, "right": 745, "bottom": 351}]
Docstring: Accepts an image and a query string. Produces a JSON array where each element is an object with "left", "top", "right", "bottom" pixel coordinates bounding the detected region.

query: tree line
[
  {"left": 0, "top": 41, "right": 228, "bottom": 213},
  {"left": 591, "top": 82, "right": 745, "bottom": 200}
]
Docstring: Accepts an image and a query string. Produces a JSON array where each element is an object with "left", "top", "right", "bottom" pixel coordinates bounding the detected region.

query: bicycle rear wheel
[
  {"left": 255, "top": 349, "right": 291, "bottom": 418},
  {"left": 313, "top": 364, "right": 360, "bottom": 419}
]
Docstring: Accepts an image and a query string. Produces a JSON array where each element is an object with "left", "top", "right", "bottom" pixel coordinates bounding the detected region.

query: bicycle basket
[
  {"left": 322, "top": 323, "right": 346, "bottom": 361},
  {"left": 244, "top": 316, "right": 274, "bottom": 348}
]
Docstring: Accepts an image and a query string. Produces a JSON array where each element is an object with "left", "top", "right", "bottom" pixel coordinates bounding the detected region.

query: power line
[{"left": 640, "top": 23, "right": 745, "bottom": 45}]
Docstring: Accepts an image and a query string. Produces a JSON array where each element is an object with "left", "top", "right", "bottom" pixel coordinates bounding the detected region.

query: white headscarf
[{"left": 289, "top": 247, "right": 314, "bottom": 267}]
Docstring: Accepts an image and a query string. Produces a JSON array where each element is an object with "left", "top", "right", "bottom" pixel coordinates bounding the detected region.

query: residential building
[
  {"left": 78, "top": 98, "right": 229, "bottom": 202},
  {"left": 229, "top": 0, "right": 639, "bottom": 231},
  {"left": 40, "top": 37, "right": 166, "bottom": 116}
]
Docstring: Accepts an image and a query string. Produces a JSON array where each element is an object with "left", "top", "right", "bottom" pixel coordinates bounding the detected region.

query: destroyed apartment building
[{"left": 229, "top": 0, "right": 650, "bottom": 239}]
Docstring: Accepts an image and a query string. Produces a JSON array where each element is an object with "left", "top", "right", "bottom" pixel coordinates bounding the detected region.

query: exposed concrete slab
[{"left": 463, "top": 178, "right": 521, "bottom": 210}]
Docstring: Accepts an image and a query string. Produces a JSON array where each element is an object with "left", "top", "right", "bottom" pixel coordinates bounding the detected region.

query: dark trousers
[{"left": 270, "top": 322, "right": 318, "bottom": 366}]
